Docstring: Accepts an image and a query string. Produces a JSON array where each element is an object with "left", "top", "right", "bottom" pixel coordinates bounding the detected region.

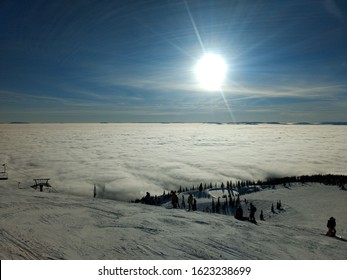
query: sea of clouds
[{"left": 1, "top": 123, "right": 346, "bottom": 200}]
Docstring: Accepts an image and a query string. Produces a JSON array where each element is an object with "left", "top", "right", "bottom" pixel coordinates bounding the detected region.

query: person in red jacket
[{"left": 326, "top": 217, "right": 336, "bottom": 237}]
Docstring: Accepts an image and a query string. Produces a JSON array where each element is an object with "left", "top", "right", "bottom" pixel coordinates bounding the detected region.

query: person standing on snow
[
  {"left": 187, "top": 194, "right": 193, "bottom": 211},
  {"left": 235, "top": 205, "right": 243, "bottom": 220},
  {"left": 171, "top": 191, "right": 179, "bottom": 208},
  {"left": 326, "top": 217, "right": 336, "bottom": 237},
  {"left": 249, "top": 203, "right": 257, "bottom": 223},
  {"left": 192, "top": 198, "right": 197, "bottom": 211}
]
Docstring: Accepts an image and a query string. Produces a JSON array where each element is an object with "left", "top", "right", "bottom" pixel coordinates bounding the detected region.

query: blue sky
[{"left": 0, "top": 0, "right": 346, "bottom": 123}]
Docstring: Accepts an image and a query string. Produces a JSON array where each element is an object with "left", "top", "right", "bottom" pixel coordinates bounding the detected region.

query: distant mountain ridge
[{"left": 2, "top": 121, "right": 347, "bottom": 125}]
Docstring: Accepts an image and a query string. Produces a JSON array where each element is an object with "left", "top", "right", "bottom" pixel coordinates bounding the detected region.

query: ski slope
[{"left": 0, "top": 182, "right": 346, "bottom": 260}]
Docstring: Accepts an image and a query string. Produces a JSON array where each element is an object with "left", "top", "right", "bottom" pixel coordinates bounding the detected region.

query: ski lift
[
  {"left": 0, "top": 164, "right": 8, "bottom": 180},
  {"left": 30, "top": 178, "right": 52, "bottom": 192}
]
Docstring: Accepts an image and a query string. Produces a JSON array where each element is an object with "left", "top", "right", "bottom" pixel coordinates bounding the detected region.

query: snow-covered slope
[{"left": 0, "top": 182, "right": 346, "bottom": 260}]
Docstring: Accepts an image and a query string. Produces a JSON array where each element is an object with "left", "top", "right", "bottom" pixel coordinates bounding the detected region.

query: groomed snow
[{"left": 0, "top": 182, "right": 346, "bottom": 260}]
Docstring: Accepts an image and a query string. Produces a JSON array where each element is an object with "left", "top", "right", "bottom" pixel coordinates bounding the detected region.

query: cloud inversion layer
[{"left": 1, "top": 123, "right": 346, "bottom": 200}]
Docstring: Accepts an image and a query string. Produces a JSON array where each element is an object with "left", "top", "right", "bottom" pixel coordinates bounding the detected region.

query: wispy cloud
[
  {"left": 324, "top": 0, "right": 346, "bottom": 22},
  {"left": 1, "top": 1, "right": 346, "bottom": 122}
]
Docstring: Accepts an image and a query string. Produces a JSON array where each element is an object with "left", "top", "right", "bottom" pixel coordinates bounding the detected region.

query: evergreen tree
[
  {"left": 216, "top": 197, "right": 221, "bottom": 213},
  {"left": 229, "top": 194, "right": 234, "bottom": 208},
  {"left": 224, "top": 197, "right": 228, "bottom": 214},
  {"left": 260, "top": 210, "right": 264, "bottom": 221}
]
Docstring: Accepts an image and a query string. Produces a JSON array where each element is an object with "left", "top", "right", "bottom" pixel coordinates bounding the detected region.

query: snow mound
[{"left": 0, "top": 182, "right": 346, "bottom": 259}]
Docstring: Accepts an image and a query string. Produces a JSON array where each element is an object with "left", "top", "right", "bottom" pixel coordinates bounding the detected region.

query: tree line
[
  {"left": 134, "top": 174, "right": 347, "bottom": 205},
  {"left": 176, "top": 174, "right": 347, "bottom": 195},
  {"left": 261, "top": 174, "right": 347, "bottom": 189}
]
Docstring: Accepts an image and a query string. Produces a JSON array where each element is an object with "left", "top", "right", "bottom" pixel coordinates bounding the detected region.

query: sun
[{"left": 194, "top": 53, "right": 227, "bottom": 91}]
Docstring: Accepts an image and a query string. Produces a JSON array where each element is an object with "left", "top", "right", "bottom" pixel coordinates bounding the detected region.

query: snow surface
[{"left": 1, "top": 181, "right": 346, "bottom": 260}]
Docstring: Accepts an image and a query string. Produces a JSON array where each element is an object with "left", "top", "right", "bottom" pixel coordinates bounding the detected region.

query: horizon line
[{"left": 2, "top": 121, "right": 347, "bottom": 125}]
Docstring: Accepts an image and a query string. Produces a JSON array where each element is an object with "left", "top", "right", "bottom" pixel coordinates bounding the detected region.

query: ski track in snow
[{"left": 0, "top": 182, "right": 346, "bottom": 260}]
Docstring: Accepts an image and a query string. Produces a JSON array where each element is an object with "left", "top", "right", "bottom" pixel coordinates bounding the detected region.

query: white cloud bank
[{"left": 1, "top": 123, "right": 346, "bottom": 200}]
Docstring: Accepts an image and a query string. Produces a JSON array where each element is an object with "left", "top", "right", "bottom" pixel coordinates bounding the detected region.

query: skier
[
  {"left": 192, "top": 198, "right": 197, "bottom": 211},
  {"left": 326, "top": 217, "right": 336, "bottom": 237},
  {"left": 145, "top": 192, "right": 151, "bottom": 204},
  {"left": 187, "top": 194, "right": 193, "bottom": 211},
  {"left": 249, "top": 203, "right": 257, "bottom": 223},
  {"left": 234, "top": 205, "right": 243, "bottom": 220},
  {"left": 171, "top": 191, "right": 179, "bottom": 208}
]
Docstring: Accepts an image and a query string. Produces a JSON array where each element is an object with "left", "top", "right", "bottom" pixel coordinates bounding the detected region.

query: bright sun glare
[{"left": 195, "top": 53, "right": 227, "bottom": 91}]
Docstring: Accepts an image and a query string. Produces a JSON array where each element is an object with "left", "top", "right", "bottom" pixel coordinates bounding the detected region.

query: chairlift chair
[
  {"left": 0, "top": 172, "right": 8, "bottom": 180},
  {"left": 31, "top": 178, "right": 52, "bottom": 191},
  {"left": 0, "top": 164, "right": 8, "bottom": 180}
]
